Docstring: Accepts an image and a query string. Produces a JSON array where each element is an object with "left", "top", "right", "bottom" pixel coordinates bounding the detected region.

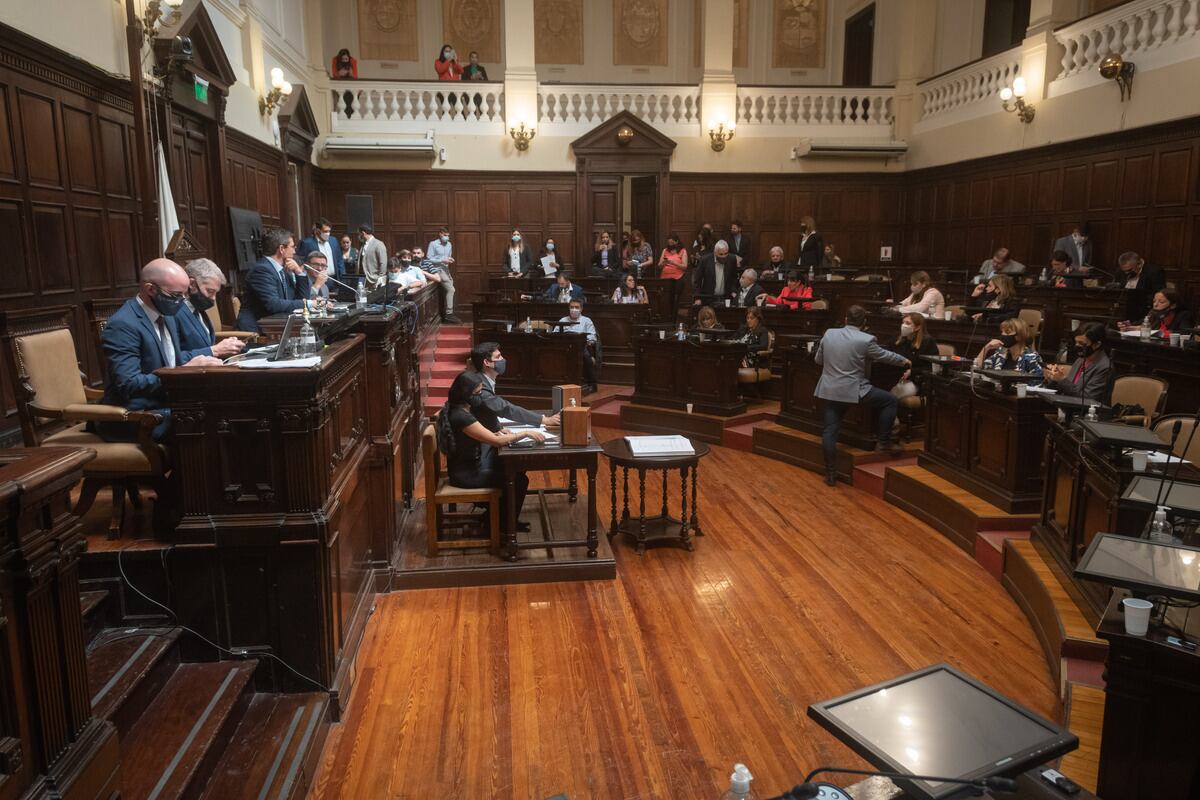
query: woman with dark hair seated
[
  {"left": 974, "top": 317, "right": 1044, "bottom": 382},
  {"left": 1148, "top": 289, "right": 1193, "bottom": 335},
  {"left": 735, "top": 306, "right": 771, "bottom": 368},
  {"left": 889, "top": 313, "right": 940, "bottom": 398},
  {"left": 969, "top": 274, "right": 1020, "bottom": 322},
  {"left": 1043, "top": 323, "right": 1111, "bottom": 403},
  {"left": 761, "top": 270, "right": 813, "bottom": 310},
  {"left": 437, "top": 371, "right": 544, "bottom": 532}
]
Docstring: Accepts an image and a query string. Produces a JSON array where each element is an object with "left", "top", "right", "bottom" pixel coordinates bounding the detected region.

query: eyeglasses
[{"left": 153, "top": 283, "right": 186, "bottom": 300}]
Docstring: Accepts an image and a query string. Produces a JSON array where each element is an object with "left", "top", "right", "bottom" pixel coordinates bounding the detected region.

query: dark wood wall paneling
[
  {"left": 224, "top": 127, "right": 285, "bottom": 230},
  {"left": 311, "top": 171, "right": 578, "bottom": 308}
]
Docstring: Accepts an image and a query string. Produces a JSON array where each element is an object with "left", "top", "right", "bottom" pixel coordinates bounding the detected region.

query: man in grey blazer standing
[
  {"left": 358, "top": 224, "right": 388, "bottom": 289},
  {"left": 1052, "top": 224, "right": 1093, "bottom": 269},
  {"left": 815, "top": 305, "right": 911, "bottom": 486}
]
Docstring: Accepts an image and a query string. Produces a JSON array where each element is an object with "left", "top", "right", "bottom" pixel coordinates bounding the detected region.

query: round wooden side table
[{"left": 600, "top": 438, "right": 710, "bottom": 554}]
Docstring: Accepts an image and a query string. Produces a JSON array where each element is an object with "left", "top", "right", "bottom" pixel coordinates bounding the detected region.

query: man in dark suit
[
  {"left": 178, "top": 258, "right": 245, "bottom": 358},
  {"left": 1053, "top": 224, "right": 1093, "bottom": 270},
  {"left": 297, "top": 217, "right": 345, "bottom": 277},
  {"left": 96, "top": 259, "right": 222, "bottom": 441},
  {"left": 728, "top": 220, "right": 751, "bottom": 268},
  {"left": 538, "top": 272, "right": 585, "bottom": 303},
  {"left": 693, "top": 240, "right": 738, "bottom": 306},
  {"left": 236, "top": 226, "right": 311, "bottom": 333},
  {"left": 1117, "top": 251, "right": 1167, "bottom": 323},
  {"left": 733, "top": 268, "right": 765, "bottom": 307}
]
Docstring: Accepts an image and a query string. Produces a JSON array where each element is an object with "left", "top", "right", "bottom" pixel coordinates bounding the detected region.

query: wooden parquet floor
[{"left": 311, "top": 426, "right": 1059, "bottom": 800}]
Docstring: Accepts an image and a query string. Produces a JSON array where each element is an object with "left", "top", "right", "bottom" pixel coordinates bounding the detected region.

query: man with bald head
[{"left": 95, "top": 258, "right": 222, "bottom": 441}]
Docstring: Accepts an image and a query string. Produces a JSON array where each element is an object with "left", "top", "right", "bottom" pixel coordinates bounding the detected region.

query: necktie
[{"left": 156, "top": 318, "right": 176, "bottom": 368}]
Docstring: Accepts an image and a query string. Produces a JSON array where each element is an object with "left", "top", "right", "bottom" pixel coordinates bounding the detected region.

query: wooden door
[
  {"left": 169, "top": 114, "right": 217, "bottom": 254},
  {"left": 842, "top": 4, "right": 875, "bottom": 87},
  {"left": 630, "top": 175, "right": 658, "bottom": 248},
  {"left": 586, "top": 175, "right": 622, "bottom": 261}
]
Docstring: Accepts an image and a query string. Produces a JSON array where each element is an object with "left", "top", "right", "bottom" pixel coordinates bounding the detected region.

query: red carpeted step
[
  {"left": 431, "top": 364, "right": 464, "bottom": 379},
  {"left": 721, "top": 423, "right": 759, "bottom": 453},
  {"left": 851, "top": 461, "right": 895, "bottom": 499},
  {"left": 975, "top": 530, "right": 1031, "bottom": 580}
]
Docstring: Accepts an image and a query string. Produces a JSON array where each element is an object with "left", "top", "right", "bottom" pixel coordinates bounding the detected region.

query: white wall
[
  {"left": 932, "top": 0, "right": 985, "bottom": 76},
  {"left": 0, "top": 0, "right": 127, "bottom": 75}
]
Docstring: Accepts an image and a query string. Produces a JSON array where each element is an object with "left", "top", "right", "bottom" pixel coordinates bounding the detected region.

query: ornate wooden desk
[
  {"left": 157, "top": 337, "right": 373, "bottom": 702},
  {"left": 601, "top": 438, "right": 708, "bottom": 554},
  {"left": 631, "top": 335, "right": 748, "bottom": 416},
  {"left": 920, "top": 373, "right": 1048, "bottom": 514},
  {"left": 473, "top": 328, "right": 586, "bottom": 402}
]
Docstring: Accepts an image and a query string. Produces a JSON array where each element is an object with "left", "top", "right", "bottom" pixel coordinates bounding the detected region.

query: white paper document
[
  {"left": 624, "top": 435, "right": 695, "bottom": 457},
  {"left": 1025, "top": 385, "right": 1058, "bottom": 394},
  {"left": 540, "top": 256, "right": 558, "bottom": 276},
  {"left": 508, "top": 425, "right": 559, "bottom": 445},
  {"left": 237, "top": 356, "right": 322, "bottom": 369}
]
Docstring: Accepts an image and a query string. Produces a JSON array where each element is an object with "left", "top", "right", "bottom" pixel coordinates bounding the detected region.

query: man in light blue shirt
[
  {"left": 425, "top": 226, "right": 460, "bottom": 323},
  {"left": 559, "top": 299, "right": 600, "bottom": 391}
]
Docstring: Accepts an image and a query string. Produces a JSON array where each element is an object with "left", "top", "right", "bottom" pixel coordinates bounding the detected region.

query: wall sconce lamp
[
  {"left": 999, "top": 77, "right": 1035, "bottom": 124},
  {"left": 509, "top": 122, "right": 536, "bottom": 151},
  {"left": 1099, "top": 55, "right": 1136, "bottom": 101},
  {"left": 140, "top": 0, "right": 183, "bottom": 42},
  {"left": 708, "top": 120, "right": 735, "bottom": 152},
  {"left": 260, "top": 67, "right": 293, "bottom": 116}
]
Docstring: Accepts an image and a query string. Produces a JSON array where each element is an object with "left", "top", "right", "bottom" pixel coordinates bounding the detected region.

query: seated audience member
[
  {"left": 1053, "top": 223, "right": 1092, "bottom": 269},
  {"left": 761, "top": 270, "right": 813, "bottom": 311},
  {"left": 178, "top": 259, "right": 245, "bottom": 359},
  {"left": 297, "top": 217, "right": 344, "bottom": 278},
  {"left": 97, "top": 260, "right": 223, "bottom": 441},
  {"left": 387, "top": 251, "right": 429, "bottom": 292},
  {"left": 693, "top": 306, "right": 725, "bottom": 332},
  {"left": 975, "top": 247, "right": 1025, "bottom": 283},
  {"left": 759, "top": 246, "right": 789, "bottom": 280},
  {"left": 1139, "top": 289, "right": 1193, "bottom": 335},
  {"left": 657, "top": 232, "right": 689, "bottom": 309},
  {"left": 889, "top": 313, "right": 939, "bottom": 398},
  {"left": 820, "top": 243, "right": 842, "bottom": 272},
  {"left": 304, "top": 251, "right": 331, "bottom": 301},
  {"left": 894, "top": 271, "right": 946, "bottom": 318},
  {"left": 1116, "top": 251, "right": 1169, "bottom": 324},
  {"left": 538, "top": 238, "right": 562, "bottom": 276},
  {"left": 538, "top": 272, "right": 584, "bottom": 304},
  {"left": 236, "top": 226, "right": 312, "bottom": 333},
  {"left": 815, "top": 304, "right": 911, "bottom": 484},
  {"left": 591, "top": 231, "right": 619, "bottom": 277},
  {"left": 622, "top": 229, "right": 654, "bottom": 276},
  {"left": 735, "top": 306, "right": 771, "bottom": 368},
  {"left": 797, "top": 216, "right": 823, "bottom": 268},
  {"left": 339, "top": 234, "right": 359, "bottom": 275},
  {"left": 559, "top": 299, "right": 600, "bottom": 391},
  {"left": 612, "top": 273, "right": 649, "bottom": 304},
  {"left": 1046, "top": 250, "right": 1083, "bottom": 289},
  {"left": 693, "top": 240, "right": 737, "bottom": 306},
  {"left": 728, "top": 220, "right": 751, "bottom": 267},
  {"left": 1043, "top": 323, "right": 1111, "bottom": 403},
  {"left": 437, "top": 371, "right": 543, "bottom": 533},
  {"left": 412, "top": 246, "right": 442, "bottom": 286},
  {"left": 501, "top": 229, "right": 534, "bottom": 277},
  {"left": 470, "top": 342, "right": 560, "bottom": 430},
  {"left": 974, "top": 317, "right": 1044, "bottom": 381},
  {"left": 969, "top": 274, "right": 1019, "bottom": 322},
  {"left": 734, "top": 268, "right": 765, "bottom": 307}
]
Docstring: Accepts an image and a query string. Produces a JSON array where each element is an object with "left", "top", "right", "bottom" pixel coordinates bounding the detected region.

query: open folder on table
[
  {"left": 624, "top": 435, "right": 695, "bottom": 457},
  {"left": 507, "top": 425, "right": 559, "bottom": 446}
]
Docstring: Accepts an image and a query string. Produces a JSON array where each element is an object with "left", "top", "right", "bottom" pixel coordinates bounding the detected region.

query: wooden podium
[{"left": 158, "top": 337, "right": 374, "bottom": 706}]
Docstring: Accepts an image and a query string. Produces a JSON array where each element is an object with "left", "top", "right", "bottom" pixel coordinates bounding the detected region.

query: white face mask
[
  {"left": 900, "top": 323, "right": 915, "bottom": 338},
  {"left": 388, "top": 272, "right": 402, "bottom": 284},
  {"left": 546, "top": 243, "right": 555, "bottom": 251},
  {"left": 318, "top": 231, "right": 330, "bottom": 242},
  {"left": 512, "top": 235, "right": 521, "bottom": 243},
  {"left": 569, "top": 308, "right": 581, "bottom": 320}
]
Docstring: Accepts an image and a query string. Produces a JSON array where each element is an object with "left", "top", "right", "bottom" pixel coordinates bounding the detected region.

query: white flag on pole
[{"left": 155, "top": 142, "right": 179, "bottom": 254}]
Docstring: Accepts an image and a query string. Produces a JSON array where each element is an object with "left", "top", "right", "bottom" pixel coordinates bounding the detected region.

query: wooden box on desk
[
  {"left": 561, "top": 405, "right": 589, "bottom": 446},
  {"left": 554, "top": 384, "right": 583, "bottom": 410}
]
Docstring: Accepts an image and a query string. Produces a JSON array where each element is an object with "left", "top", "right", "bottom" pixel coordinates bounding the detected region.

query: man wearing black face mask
[
  {"left": 95, "top": 259, "right": 223, "bottom": 442},
  {"left": 177, "top": 258, "right": 245, "bottom": 358},
  {"left": 469, "top": 342, "right": 561, "bottom": 429},
  {"left": 1043, "top": 323, "right": 1111, "bottom": 403}
]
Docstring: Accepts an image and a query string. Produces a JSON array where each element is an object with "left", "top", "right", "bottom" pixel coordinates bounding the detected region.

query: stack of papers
[
  {"left": 508, "top": 425, "right": 559, "bottom": 446},
  {"left": 237, "top": 356, "right": 322, "bottom": 369},
  {"left": 625, "top": 435, "right": 695, "bottom": 457},
  {"left": 1025, "top": 385, "right": 1058, "bottom": 394}
]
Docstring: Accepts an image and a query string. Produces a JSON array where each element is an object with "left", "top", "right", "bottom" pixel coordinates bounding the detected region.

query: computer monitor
[
  {"left": 1075, "top": 533, "right": 1200, "bottom": 603},
  {"left": 808, "top": 664, "right": 1077, "bottom": 800}
]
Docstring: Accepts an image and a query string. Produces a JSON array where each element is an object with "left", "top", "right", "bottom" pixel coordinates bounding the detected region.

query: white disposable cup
[
  {"left": 1122, "top": 597, "right": 1154, "bottom": 636},
  {"left": 944, "top": 311, "right": 952, "bottom": 321},
  {"left": 1071, "top": 319, "right": 1080, "bottom": 331},
  {"left": 506, "top": 323, "right": 513, "bottom": 332},
  {"left": 1130, "top": 451, "right": 1148, "bottom": 471},
  {"left": 725, "top": 299, "right": 731, "bottom": 307},
  {"left": 1170, "top": 332, "right": 1182, "bottom": 347},
  {"left": 1015, "top": 384, "right": 1028, "bottom": 398},
  {"left": 1057, "top": 409, "right": 1067, "bottom": 423},
  {"left": 932, "top": 363, "right": 942, "bottom": 376},
  {"left": 807, "top": 341, "right": 815, "bottom": 352},
  {"left": 658, "top": 330, "right": 665, "bottom": 340},
  {"left": 686, "top": 403, "right": 694, "bottom": 414}
]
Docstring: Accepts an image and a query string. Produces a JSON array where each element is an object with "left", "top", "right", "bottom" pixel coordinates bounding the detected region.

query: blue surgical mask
[
  {"left": 440, "top": 235, "right": 449, "bottom": 244},
  {"left": 546, "top": 243, "right": 555, "bottom": 251},
  {"left": 152, "top": 288, "right": 185, "bottom": 317},
  {"left": 512, "top": 235, "right": 521, "bottom": 243},
  {"left": 491, "top": 358, "right": 506, "bottom": 376}
]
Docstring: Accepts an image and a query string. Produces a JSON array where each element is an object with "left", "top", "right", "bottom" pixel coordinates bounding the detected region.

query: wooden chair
[
  {"left": 1111, "top": 375, "right": 1168, "bottom": 428},
  {"left": 809, "top": 299, "right": 828, "bottom": 310},
  {"left": 421, "top": 424, "right": 501, "bottom": 557},
  {"left": 204, "top": 297, "right": 259, "bottom": 341},
  {"left": 0, "top": 308, "right": 166, "bottom": 538},
  {"left": 737, "top": 331, "right": 775, "bottom": 398},
  {"left": 898, "top": 343, "right": 958, "bottom": 442},
  {"left": 1154, "top": 415, "right": 1200, "bottom": 463},
  {"left": 945, "top": 304, "right": 964, "bottom": 319},
  {"left": 1018, "top": 307, "right": 1044, "bottom": 350}
]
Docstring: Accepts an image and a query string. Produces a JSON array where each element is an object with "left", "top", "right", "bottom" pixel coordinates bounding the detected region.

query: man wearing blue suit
[
  {"left": 814, "top": 305, "right": 911, "bottom": 486},
  {"left": 96, "top": 259, "right": 223, "bottom": 442},
  {"left": 297, "top": 217, "right": 345, "bottom": 277},
  {"left": 537, "top": 272, "right": 585, "bottom": 304},
  {"left": 236, "top": 226, "right": 311, "bottom": 333},
  {"left": 177, "top": 258, "right": 245, "bottom": 358}
]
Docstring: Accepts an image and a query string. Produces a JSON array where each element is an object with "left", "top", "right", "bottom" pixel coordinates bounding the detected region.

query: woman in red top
[
  {"left": 435, "top": 44, "right": 462, "bottom": 80},
  {"left": 761, "top": 270, "right": 813, "bottom": 311},
  {"left": 657, "top": 232, "right": 689, "bottom": 310},
  {"left": 331, "top": 49, "right": 357, "bottom": 78}
]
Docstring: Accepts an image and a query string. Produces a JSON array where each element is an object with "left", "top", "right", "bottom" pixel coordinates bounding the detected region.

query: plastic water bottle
[
  {"left": 1086, "top": 403, "right": 1099, "bottom": 421},
  {"left": 677, "top": 322, "right": 687, "bottom": 341},
  {"left": 1039, "top": 267, "right": 1048, "bottom": 283},
  {"left": 808, "top": 265, "right": 815, "bottom": 285},
  {"left": 1148, "top": 506, "right": 1177, "bottom": 544},
  {"left": 1140, "top": 314, "right": 1152, "bottom": 340},
  {"left": 299, "top": 316, "right": 318, "bottom": 356},
  {"left": 524, "top": 315, "right": 532, "bottom": 333},
  {"left": 719, "top": 764, "right": 758, "bottom": 800},
  {"left": 355, "top": 278, "right": 367, "bottom": 309}
]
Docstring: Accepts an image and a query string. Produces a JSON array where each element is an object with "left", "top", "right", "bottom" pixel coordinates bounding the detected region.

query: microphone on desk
[
  {"left": 770, "top": 767, "right": 1018, "bottom": 799},
  {"left": 304, "top": 264, "right": 361, "bottom": 295},
  {"left": 1152, "top": 419, "right": 1184, "bottom": 510}
]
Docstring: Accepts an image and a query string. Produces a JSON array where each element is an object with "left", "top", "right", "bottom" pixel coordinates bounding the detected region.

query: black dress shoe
[
  {"left": 825, "top": 473, "right": 838, "bottom": 487},
  {"left": 880, "top": 440, "right": 905, "bottom": 456},
  {"left": 443, "top": 314, "right": 463, "bottom": 324}
]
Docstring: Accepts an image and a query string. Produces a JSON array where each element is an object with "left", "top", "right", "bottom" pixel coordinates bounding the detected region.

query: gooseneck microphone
[
  {"left": 1159, "top": 407, "right": 1200, "bottom": 512},
  {"left": 303, "top": 264, "right": 360, "bottom": 295},
  {"left": 770, "top": 767, "right": 1019, "bottom": 799},
  {"left": 1152, "top": 418, "right": 1185, "bottom": 511}
]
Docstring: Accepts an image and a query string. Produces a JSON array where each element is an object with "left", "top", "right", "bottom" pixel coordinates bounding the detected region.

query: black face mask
[
  {"left": 999, "top": 334, "right": 1017, "bottom": 348},
  {"left": 189, "top": 292, "right": 215, "bottom": 312},
  {"left": 667, "top": 243, "right": 679, "bottom": 252}
]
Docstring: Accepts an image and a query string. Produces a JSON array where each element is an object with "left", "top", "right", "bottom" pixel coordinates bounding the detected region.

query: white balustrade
[
  {"left": 330, "top": 81, "right": 505, "bottom": 133},
  {"left": 537, "top": 85, "right": 701, "bottom": 134},
  {"left": 919, "top": 49, "right": 1022, "bottom": 121},
  {"left": 1055, "top": 0, "right": 1200, "bottom": 80},
  {"left": 735, "top": 87, "right": 894, "bottom": 129}
]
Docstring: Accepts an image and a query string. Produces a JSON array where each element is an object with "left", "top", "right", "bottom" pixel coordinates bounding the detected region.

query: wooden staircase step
[
  {"left": 80, "top": 589, "right": 111, "bottom": 642},
  {"left": 199, "top": 693, "right": 329, "bottom": 800},
  {"left": 88, "top": 627, "right": 182, "bottom": 736},
  {"left": 1059, "top": 682, "right": 1105, "bottom": 794},
  {"left": 119, "top": 661, "right": 257, "bottom": 800}
]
